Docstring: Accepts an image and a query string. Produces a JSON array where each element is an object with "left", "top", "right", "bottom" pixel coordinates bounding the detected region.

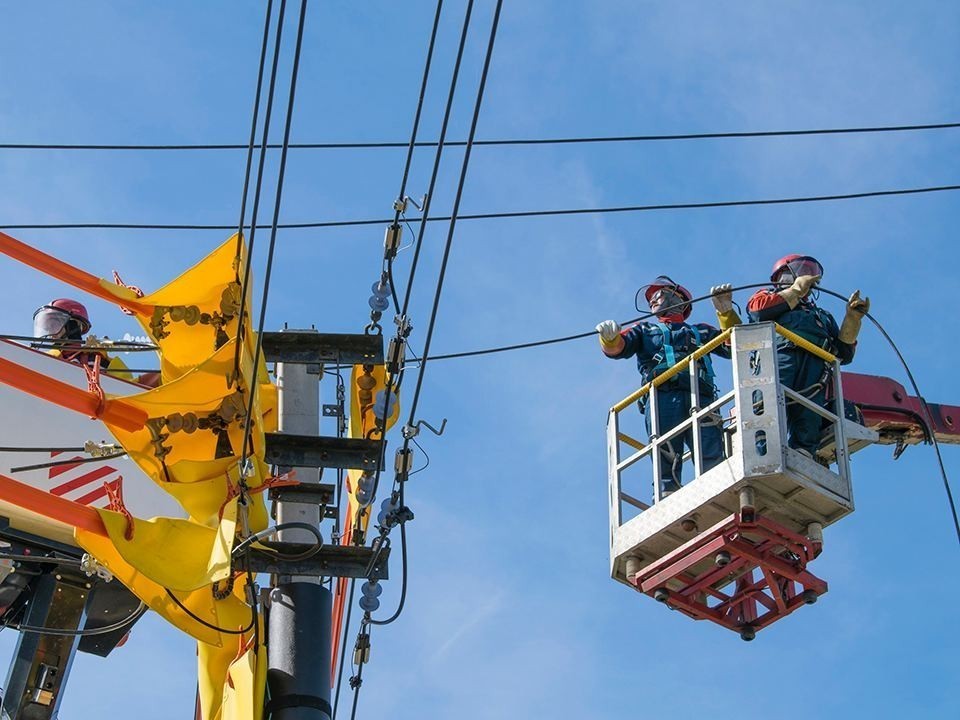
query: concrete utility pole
[
  {"left": 268, "top": 330, "right": 332, "bottom": 720},
  {"left": 259, "top": 328, "right": 389, "bottom": 720}
]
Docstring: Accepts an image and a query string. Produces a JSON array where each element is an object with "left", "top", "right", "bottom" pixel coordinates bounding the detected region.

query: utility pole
[
  {"left": 260, "top": 329, "right": 389, "bottom": 720},
  {"left": 267, "top": 329, "right": 332, "bottom": 720}
]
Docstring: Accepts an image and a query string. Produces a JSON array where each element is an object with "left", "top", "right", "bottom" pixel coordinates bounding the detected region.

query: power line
[
  {"left": 2, "top": 183, "right": 958, "bottom": 232},
  {"left": 2, "top": 121, "right": 958, "bottom": 151}
]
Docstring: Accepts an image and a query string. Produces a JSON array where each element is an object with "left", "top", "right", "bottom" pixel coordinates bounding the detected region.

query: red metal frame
[
  {"left": 631, "top": 513, "right": 826, "bottom": 638},
  {"left": 842, "top": 371, "right": 960, "bottom": 444}
]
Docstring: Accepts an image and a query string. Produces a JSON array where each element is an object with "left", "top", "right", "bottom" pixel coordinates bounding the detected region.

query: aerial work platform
[{"left": 607, "top": 322, "right": 878, "bottom": 639}]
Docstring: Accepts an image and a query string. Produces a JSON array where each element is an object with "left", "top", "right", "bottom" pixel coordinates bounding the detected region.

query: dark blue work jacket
[
  {"left": 608, "top": 321, "right": 729, "bottom": 399},
  {"left": 747, "top": 291, "right": 855, "bottom": 365}
]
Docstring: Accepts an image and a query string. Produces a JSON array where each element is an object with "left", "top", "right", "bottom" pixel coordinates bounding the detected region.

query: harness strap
[
  {"left": 688, "top": 325, "right": 715, "bottom": 382},
  {"left": 657, "top": 324, "right": 676, "bottom": 367}
]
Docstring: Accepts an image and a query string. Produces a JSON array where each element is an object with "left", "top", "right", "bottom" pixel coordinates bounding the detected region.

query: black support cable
[
  {"left": 347, "top": 624, "right": 371, "bottom": 720},
  {"left": 405, "top": 0, "right": 506, "bottom": 434},
  {"left": 4, "top": 183, "right": 959, "bottom": 232},
  {"left": 813, "top": 287, "right": 960, "bottom": 546},
  {"left": 365, "top": 1, "right": 504, "bottom": 636},
  {"left": 331, "top": 579, "right": 358, "bottom": 720},
  {"left": 233, "top": 0, "right": 275, "bottom": 260},
  {"left": 390, "top": 0, "right": 444, "bottom": 232},
  {"left": 2, "top": 121, "right": 958, "bottom": 151},
  {"left": 398, "top": 1, "right": 474, "bottom": 318},
  {"left": 233, "top": 0, "right": 287, "bottom": 384},
  {"left": 351, "top": 0, "right": 477, "bottom": 541},
  {"left": 7, "top": 603, "right": 148, "bottom": 637},
  {"left": 382, "top": 0, "right": 445, "bottom": 315},
  {"left": 238, "top": 0, "right": 309, "bottom": 470}
]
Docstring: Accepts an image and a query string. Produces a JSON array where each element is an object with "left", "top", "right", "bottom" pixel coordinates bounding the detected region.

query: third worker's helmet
[{"left": 32, "top": 298, "right": 92, "bottom": 339}]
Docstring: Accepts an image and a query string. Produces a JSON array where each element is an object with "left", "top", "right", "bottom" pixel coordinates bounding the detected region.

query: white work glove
[
  {"left": 838, "top": 290, "right": 870, "bottom": 343},
  {"left": 596, "top": 320, "right": 621, "bottom": 342},
  {"left": 710, "top": 284, "right": 733, "bottom": 313},
  {"left": 780, "top": 274, "right": 821, "bottom": 308}
]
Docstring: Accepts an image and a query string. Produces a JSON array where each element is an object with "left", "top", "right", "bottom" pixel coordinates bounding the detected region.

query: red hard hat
[
  {"left": 770, "top": 254, "right": 824, "bottom": 283},
  {"left": 644, "top": 276, "right": 693, "bottom": 320},
  {"left": 48, "top": 298, "right": 92, "bottom": 333}
]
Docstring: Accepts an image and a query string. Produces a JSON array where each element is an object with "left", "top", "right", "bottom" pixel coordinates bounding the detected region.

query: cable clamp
[
  {"left": 402, "top": 418, "right": 447, "bottom": 439},
  {"left": 84, "top": 440, "right": 123, "bottom": 458},
  {"left": 240, "top": 458, "right": 256, "bottom": 479},
  {"left": 386, "top": 337, "right": 406, "bottom": 375},
  {"left": 353, "top": 630, "right": 371, "bottom": 666},
  {"left": 394, "top": 313, "right": 412, "bottom": 337},
  {"left": 404, "top": 194, "right": 426, "bottom": 211},
  {"left": 383, "top": 223, "right": 402, "bottom": 259},
  {"left": 394, "top": 447, "right": 414, "bottom": 475},
  {"left": 80, "top": 554, "right": 113, "bottom": 582}
]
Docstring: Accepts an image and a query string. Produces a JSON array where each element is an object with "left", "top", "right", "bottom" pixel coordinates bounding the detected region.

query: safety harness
[{"left": 649, "top": 323, "right": 715, "bottom": 389}]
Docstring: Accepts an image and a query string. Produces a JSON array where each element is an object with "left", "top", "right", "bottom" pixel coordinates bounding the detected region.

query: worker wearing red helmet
[
  {"left": 734, "top": 254, "right": 869, "bottom": 459},
  {"left": 32, "top": 298, "right": 158, "bottom": 385},
  {"left": 33, "top": 299, "right": 96, "bottom": 360},
  {"left": 597, "top": 276, "right": 729, "bottom": 498}
]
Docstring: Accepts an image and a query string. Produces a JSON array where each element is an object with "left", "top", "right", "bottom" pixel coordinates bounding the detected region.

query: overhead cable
[
  {"left": 232, "top": 0, "right": 285, "bottom": 383},
  {"left": 237, "top": 0, "right": 309, "bottom": 471},
  {"left": 2, "top": 121, "right": 958, "bottom": 151},
  {"left": 4, "top": 183, "right": 958, "bottom": 232}
]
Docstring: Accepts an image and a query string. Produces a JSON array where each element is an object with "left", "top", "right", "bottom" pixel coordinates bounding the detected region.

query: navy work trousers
[
  {"left": 644, "top": 387, "right": 724, "bottom": 495},
  {"left": 778, "top": 348, "right": 828, "bottom": 456}
]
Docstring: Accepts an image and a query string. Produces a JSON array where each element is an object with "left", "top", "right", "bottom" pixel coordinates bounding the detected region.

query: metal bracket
[{"left": 401, "top": 418, "right": 447, "bottom": 440}]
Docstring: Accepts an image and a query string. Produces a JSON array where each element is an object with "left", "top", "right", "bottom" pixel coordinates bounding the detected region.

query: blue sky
[{"left": 1, "top": 1, "right": 959, "bottom": 718}]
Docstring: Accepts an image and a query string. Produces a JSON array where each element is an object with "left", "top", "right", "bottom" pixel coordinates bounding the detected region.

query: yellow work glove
[
  {"left": 779, "top": 274, "right": 820, "bottom": 309},
  {"left": 838, "top": 290, "right": 870, "bottom": 344}
]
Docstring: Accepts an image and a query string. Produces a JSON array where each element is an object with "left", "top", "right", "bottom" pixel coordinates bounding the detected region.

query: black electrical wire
[
  {"left": 164, "top": 588, "right": 256, "bottom": 635},
  {"left": 351, "top": 0, "right": 477, "bottom": 540},
  {"left": 8, "top": 602, "right": 147, "bottom": 637},
  {"left": 381, "top": 0, "right": 443, "bottom": 316},
  {"left": 388, "top": 0, "right": 444, "bottom": 244},
  {"left": 0, "top": 553, "right": 82, "bottom": 566},
  {"left": 10, "top": 452, "right": 126, "bottom": 474},
  {"left": 4, "top": 183, "right": 958, "bottom": 232},
  {"left": 367, "top": 514, "right": 408, "bottom": 627},
  {"left": 0, "top": 334, "right": 159, "bottom": 351},
  {"left": 408, "top": 436, "right": 430, "bottom": 477},
  {"left": 238, "top": 0, "right": 308, "bottom": 470},
  {"left": 331, "top": 579, "right": 358, "bottom": 720},
  {"left": 347, "top": 624, "right": 371, "bottom": 720},
  {"left": 398, "top": 3, "right": 474, "bottom": 318},
  {"left": 361, "top": 0, "right": 505, "bottom": 640},
  {"left": 401, "top": 0, "right": 503, "bottom": 441},
  {"left": 237, "top": 0, "right": 308, "bottom": 658},
  {"left": 231, "top": 521, "right": 323, "bottom": 559},
  {"left": 233, "top": 0, "right": 275, "bottom": 261},
  {"left": 2, "top": 120, "right": 957, "bottom": 151},
  {"left": 232, "top": 0, "right": 286, "bottom": 384},
  {"left": 0, "top": 446, "right": 85, "bottom": 453},
  {"left": 414, "top": 279, "right": 960, "bottom": 546},
  {"left": 814, "top": 286, "right": 960, "bottom": 546}
]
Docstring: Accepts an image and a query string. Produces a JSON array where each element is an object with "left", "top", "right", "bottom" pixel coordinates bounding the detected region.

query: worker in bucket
[
  {"left": 712, "top": 255, "right": 869, "bottom": 460},
  {"left": 32, "top": 298, "right": 159, "bottom": 386},
  {"left": 597, "top": 276, "right": 729, "bottom": 498}
]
